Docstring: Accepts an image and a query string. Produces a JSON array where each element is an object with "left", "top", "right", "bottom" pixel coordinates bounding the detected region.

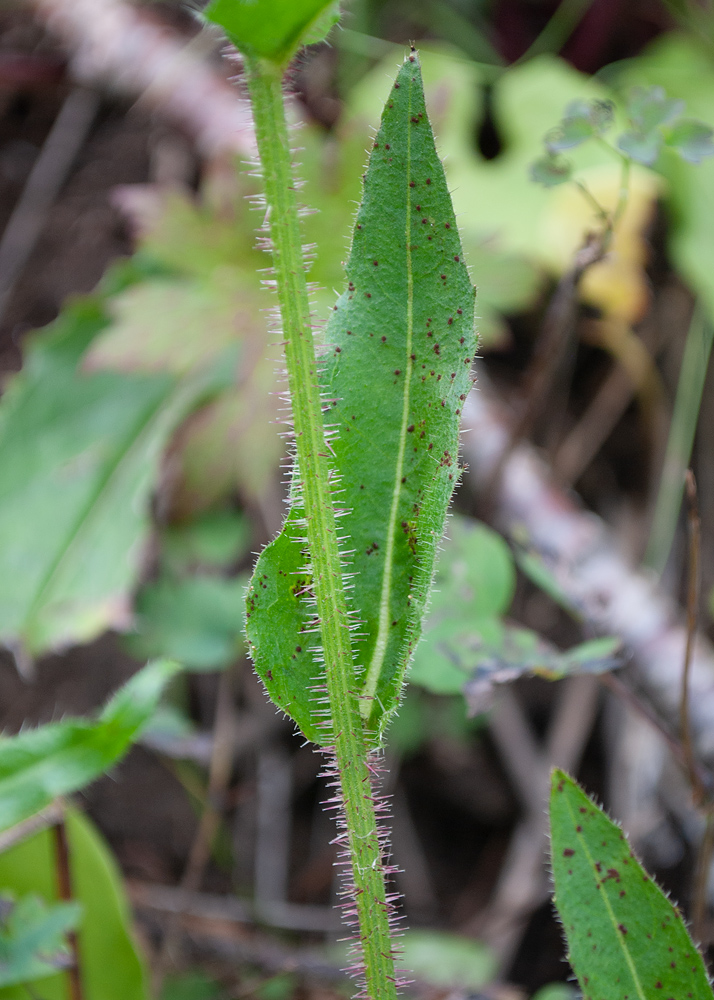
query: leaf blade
[
  {"left": 0, "top": 301, "right": 232, "bottom": 655},
  {"left": 550, "top": 769, "right": 713, "bottom": 1000},
  {"left": 245, "top": 53, "right": 478, "bottom": 743},
  {"left": 203, "top": 0, "right": 337, "bottom": 66},
  {"left": 0, "top": 659, "right": 180, "bottom": 833}
]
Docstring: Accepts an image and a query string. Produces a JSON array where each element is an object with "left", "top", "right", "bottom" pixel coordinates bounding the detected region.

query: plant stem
[{"left": 244, "top": 56, "right": 398, "bottom": 1000}]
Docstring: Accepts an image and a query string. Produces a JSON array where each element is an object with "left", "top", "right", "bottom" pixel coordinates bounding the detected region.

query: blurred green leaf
[
  {"left": 613, "top": 35, "right": 714, "bottom": 321},
  {"left": 204, "top": 0, "right": 336, "bottom": 65},
  {"left": 399, "top": 930, "right": 496, "bottom": 989},
  {"left": 616, "top": 128, "right": 663, "bottom": 165},
  {"left": 161, "top": 971, "right": 222, "bottom": 1000},
  {"left": 110, "top": 185, "right": 282, "bottom": 517},
  {"left": 409, "top": 517, "right": 515, "bottom": 695},
  {"left": 409, "top": 518, "right": 620, "bottom": 705},
  {"left": 0, "top": 300, "right": 231, "bottom": 655},
  {"left": 530, "top": 153, "right": 573, "bottom": 186},
  {"left": 0, "top": 659, "right": 180, "bottom": 833},
  {"left": 256, "top": 973, "right": 298, "bottom": 1000},
  {"left": 414, "top": 617, "right": 621, "bottom": 708},
  {"left": 512, "top": 544, "right": 582, "bottom": 619},
  {"left": 169, "top": 374, "right": 281, "bottom": 519},
  {"left": 544, "top": 98, "right": 611, "bottom": 153},
  {"left": 531, "top": 983, "right": 577, "bottom": 1000},
  {"left": 427, "top": 517, "right": 516, "bottom": 621},
  {"left": 160, "top": 508, "right": 250, "bottom": 575},
  {"left": 0, "top": 894, "right": 80, "bottom": 987},
  {"left": 665, "top": 117, "right": 714, "bottom": 162},
  {"left": 625, "top": 84, "right": 684, "bottom": 133},
  {"left": 85, "top": 272, "right": 258, "bottom": 376},
  {"left": 0, "top": 808, "right": 149, "bottom": 1000},
  {"left": 128, "top": 575, "right": 246, "bottom": 670}
]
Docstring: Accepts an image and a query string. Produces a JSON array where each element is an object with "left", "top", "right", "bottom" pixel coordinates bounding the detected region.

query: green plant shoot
[
  {"left": 203, "top": 0, "right": 476, "bottom": 994},
  {"left": 245, "top": 53, "right": 476, "bottom": 744},
  {"left": 550, "top": 769, "right": 713, "bottom": 1000}
]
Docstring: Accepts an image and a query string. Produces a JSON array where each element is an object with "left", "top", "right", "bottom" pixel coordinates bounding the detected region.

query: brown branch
[
  {"left": 461, "top": 373, "right": 714, "bottom": 770},
  {"left": 486, "top": 233, "right": 607, "bottom": 498},
  {"left": 27, "top": 0, "right": 255, "bottom": 158},
  {"left": 0, "top": 86, "right": 99, "bottom": 333},
  {"left": 52, "top": 815, "right": 84, "bottom": 1000}
]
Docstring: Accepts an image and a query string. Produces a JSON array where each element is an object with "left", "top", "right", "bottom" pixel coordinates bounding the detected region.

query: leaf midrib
[{"left": 361, "top": 71, "right": 415, "bottom": 717}]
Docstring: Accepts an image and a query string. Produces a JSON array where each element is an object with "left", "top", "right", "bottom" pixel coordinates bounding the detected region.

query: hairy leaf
[
  {"left": 204, "top": 0, "right": 337, "bottom": 66},
  {"left": 0, "top": 894, "right": 81, "bottom": 987},
  {"left": 550, "top": 770, "right": 713, "bottom": 1000},
  {"left": 0, "top": 659, "right": 180, "bottom": 833},
  {"left": 0, "top": 301, "right": 232, "bottom": 655},
  {"left": 0, "top": 808, "right": 149, "bottom": 1000},
  {"left": 245, "top": 54, "right": 477, "bottom": 744}
]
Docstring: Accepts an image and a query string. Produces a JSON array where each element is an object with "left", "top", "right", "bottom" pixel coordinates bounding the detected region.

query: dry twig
[
  {"left": 462, "top": 374, "right": 714, "bottom": 767},
  {"left": 27, "top": 0, "right": 254, "bottom": 158}
]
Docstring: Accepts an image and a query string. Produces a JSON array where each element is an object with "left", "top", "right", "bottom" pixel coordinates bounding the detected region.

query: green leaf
[
  {"left": 84, "top": 273, "right": 257, "bottom": 376},
  {"left": 550, "top": 769, "right": 713, "bottom": 1000},
  {"left": 414, "top": 619, "right": 620, "bottom": 708},
  {"left": 611, "top": 35, "right": 714, "bottom": 342},
  {"left": 203, "top": 0, "right": 337, "bottom": 66},
  {"left": 429, "top": 517, "right": 515, "bottom": 619},
  {"left": 616, "top": 128, "right": 663, "bottom": 165},
  {"left": 160, "top": 509, "right": 250, "bottom": 574},
  {"left": 625, "top": 85, "right": 684, "bottom": 133},
  {"left": 0, "top": 894, "right": 81, "bottom": 987},
  {"left": 531, "top": 985, "right": 577, "bottom": 1000},
  {"left": 0, "top": 300, "right": 232, "bottom": 655},
  {"left": 246, "top": 54, "right": 477, "bottom": 744},
  {"left": 161, "top": 971, "right": 222, "bottom": 1000},
  {"left": 0, "top": 807, "right": 149, "bottom": 1000},
  {"left": 398, "top": 930, "right": 496, "bottom": 990},
  {"left": 530, "top": 153, "right": 573, "bottom": 186},
  {"left": 407, "top": 522, "right": 620, "bottom": 704},
  {"left": 0, "top": 659, "right": 180, "bottom": 833},
  {"left": 544, "top": 99, "right": 615, "bottom": 153},
  {"left": 170, "top": 375, "right": 282, "bottom": 519},
  {"left": 665, "top": 118, "right": 714, "bottom": 163},
  {"left": 512, "top": 543, "right": 582, "bottom": 619},
  {"left": 128, "top": 575, "right": 246, "bottom": 669}
]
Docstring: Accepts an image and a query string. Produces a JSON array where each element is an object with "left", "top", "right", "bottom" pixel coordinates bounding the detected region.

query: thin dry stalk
[
  {"left": 155, "top": 667, "right": 236, "bottom": 989},
  {"left": 486, "top": 233, "right": 607, "bottom": 499},
  {"left": 681, "top": 470, "right": 703, "bottom": 803},
  {"left": 52, "top": 816, "right": 84, "bottom": 1000}
]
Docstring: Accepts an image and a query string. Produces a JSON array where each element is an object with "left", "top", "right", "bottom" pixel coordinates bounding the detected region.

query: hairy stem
[{"left": 244, "top": 57, "right": 398, "bottom": 1000}]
